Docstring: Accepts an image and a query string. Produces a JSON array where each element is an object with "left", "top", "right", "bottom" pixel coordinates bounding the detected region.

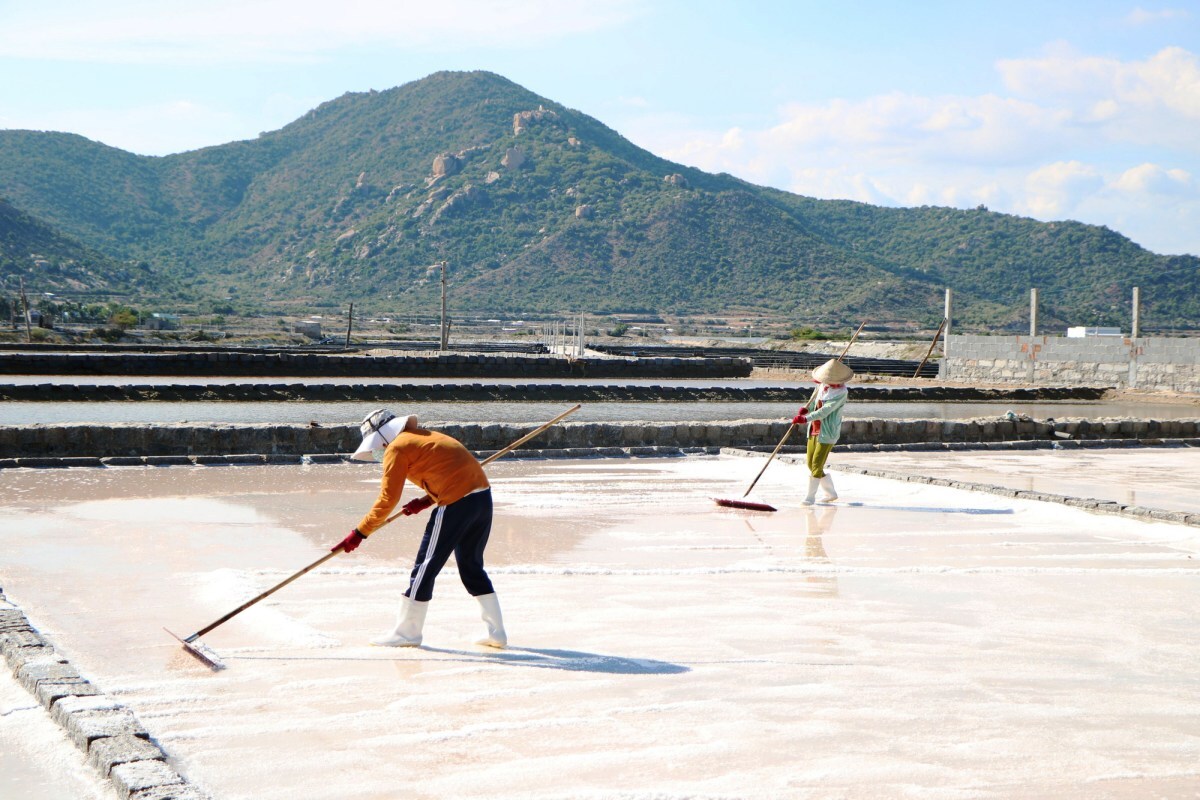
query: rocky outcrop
[
  {"left": 412, "top": 186, "right": 453, "bottom": 218},
  {"left": 430, "top": 185, "right": 484, "bottom": 224},
  {"left": 501, "top": 147, "right": 527, "bottom": 169},
  {"left": 513, "top": 106, "right": 560, "bottom": 135},
  {"left": 575, "top": 204, "right": 594, "bottom": 220},
  {"left": 432, "top": 153, "right": 461, "bottom": 177},
  {"left": 664, "top": 173, "right": 689, "bottom": 188}
]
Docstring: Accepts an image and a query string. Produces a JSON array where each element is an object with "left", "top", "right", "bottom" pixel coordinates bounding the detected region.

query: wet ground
[{"left": 2, "top": 453, "right": 1199, "bottom": 798}]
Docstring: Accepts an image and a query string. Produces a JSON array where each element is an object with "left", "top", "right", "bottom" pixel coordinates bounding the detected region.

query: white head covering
[{"left": 352, "top": 408, "right": 417, "bottom": 461}]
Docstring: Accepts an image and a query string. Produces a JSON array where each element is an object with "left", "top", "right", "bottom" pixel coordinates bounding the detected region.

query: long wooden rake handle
[
  {"left": 183, "top": 404, "right": 583, "bottom": 643},
  {"left": 742, "top": 422, "right": 797, "bottom": 498},
  {"left": 381, "top": 403, "right": 582, "bottom": 526},
  {"left": 188, "top": 550, "right": 340, "bottom": 640},
  {"left": 837, "top": 321, "right": 868, "bottom": 361}
]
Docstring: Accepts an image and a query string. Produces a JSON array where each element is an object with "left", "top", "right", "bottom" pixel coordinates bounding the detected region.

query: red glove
[
  {"left": 791, "top": 410, "right": 808, "bottom": 425},
  {"left": 334, "top": 528, "right": 365, "bottom": 553},
  {"left": 402, "top": 495, "right": 434, "bottom": 516}
]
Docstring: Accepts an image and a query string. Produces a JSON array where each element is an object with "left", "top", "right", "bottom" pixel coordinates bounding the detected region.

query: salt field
[
  {"left": 840, "top": 447, "right": 1200, "bottom": 516},
  {"left": 3, "top": 452, "right": 1200, "bottom": 798}
]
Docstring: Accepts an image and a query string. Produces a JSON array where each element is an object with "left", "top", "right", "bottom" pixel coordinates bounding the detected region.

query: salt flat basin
[{"left": 1, "top": 454, "right": 1199, "bottom": 799}]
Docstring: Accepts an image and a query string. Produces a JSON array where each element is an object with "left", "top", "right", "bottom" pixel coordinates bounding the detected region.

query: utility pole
[
  {"left": 943, "top": 288, "right": 953, "bottom": 379},
  {"left": 344, "top": 302, "right": 354, "bottom": 349},
  {"left": 439, "top": 261, "right": 449, "bottom": 352},
  {"left": 19, "top": 277, "right": 32, "bottom": 343}
]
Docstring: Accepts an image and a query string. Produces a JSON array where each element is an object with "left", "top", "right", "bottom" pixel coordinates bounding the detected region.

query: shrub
[
  {"left": 790, "top": 326, "right": 825, "bottom": 340},
  {"left": 92, "top": 327, "right": 125, "bottom": 342}
]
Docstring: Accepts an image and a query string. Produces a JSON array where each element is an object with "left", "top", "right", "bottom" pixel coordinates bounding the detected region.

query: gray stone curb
[
  {"left": 5, "top": 417, "right": 1200, "bottom": 461},
  {"left": 0, "top": 588, "right": 208, "bottom": 799}
]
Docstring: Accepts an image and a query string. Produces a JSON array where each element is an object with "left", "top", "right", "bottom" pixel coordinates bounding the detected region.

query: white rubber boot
[
  {"left": 818, "top": 475, "right": 838, "bottom": 502},
  {"left": 475, "top": 592, "right": 507, "bottom": 648},
  {"left": 370, "top": 596, "right": 428, "bottom": 647},
  {"left": 802, "top": 476, "right": 820, "bottom": 505}
]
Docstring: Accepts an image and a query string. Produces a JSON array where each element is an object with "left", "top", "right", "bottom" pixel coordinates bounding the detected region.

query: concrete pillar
[
  {"left": 1131, "top": 286, "right": 1140, "bottom": 339},
  {"left": 1030, "top": 288, "right": 1038, "bottom": 337}
]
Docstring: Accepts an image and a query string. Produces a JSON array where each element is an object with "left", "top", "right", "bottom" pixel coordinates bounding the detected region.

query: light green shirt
[{"left": 803, "top": 384, "right": 848, "bottom": 444}]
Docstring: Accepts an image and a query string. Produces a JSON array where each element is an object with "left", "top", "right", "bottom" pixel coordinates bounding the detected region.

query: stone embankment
[
  {"left": 0, "top": 383, "right": 1107, "bottom": 403},
  {"left": 0, "top": 352, "right": 751, "bottom": 379},
  {"left": 4, "top": 416, "right": 1199, "bottom": 462},
  {"left": 2, "top": 589, "right": 206, "bottom": 798}
]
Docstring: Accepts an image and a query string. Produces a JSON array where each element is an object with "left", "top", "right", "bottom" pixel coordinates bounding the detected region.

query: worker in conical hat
[
  {"left": 333, "top": 408, "right": 506, "bottom": 650},
  {"left": 789, "top": 358, "right": 854, "bottom": 504}
]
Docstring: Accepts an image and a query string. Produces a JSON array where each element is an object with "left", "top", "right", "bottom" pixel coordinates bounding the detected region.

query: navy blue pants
[{"left": 404, "top": 489, "right": 494, "bottom": 602}]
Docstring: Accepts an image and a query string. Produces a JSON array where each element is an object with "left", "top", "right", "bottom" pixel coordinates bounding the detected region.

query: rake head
[
  {"left": 164, "top": 627, "right": 227, "bottom": 671},
  {"left": 713, "top": 497, "right": 778, "bottom": 512}
]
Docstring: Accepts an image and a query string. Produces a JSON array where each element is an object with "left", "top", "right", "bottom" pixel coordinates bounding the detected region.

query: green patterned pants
[{"left": 806, "top": 437, "right": 834, "bottom": 478}]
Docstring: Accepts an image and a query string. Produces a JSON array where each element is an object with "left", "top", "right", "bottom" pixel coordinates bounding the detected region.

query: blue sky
[{"left": 2, "top": 0, "right": 1199, "bottom": 256}]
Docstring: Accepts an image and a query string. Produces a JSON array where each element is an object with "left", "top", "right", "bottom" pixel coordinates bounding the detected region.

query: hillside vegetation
[{"left": 1, "top": 70, "right": 1197, "bottom": 331}]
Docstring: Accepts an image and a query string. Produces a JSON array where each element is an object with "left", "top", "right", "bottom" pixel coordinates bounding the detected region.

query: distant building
[
  {"left": 294, "top": 319, "right": 323, "bottom": 339},
  {"left": 28, "top": 310, "right": 52, "bottom": 328},
  {"left": 1066, "top": 326, "right": 1122, "bottom": 338},
  {"left": 145, "top": 313, "right": 180, "bottom": 331}
]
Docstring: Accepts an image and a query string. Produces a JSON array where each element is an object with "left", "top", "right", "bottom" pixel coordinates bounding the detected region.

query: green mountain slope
[
  {"left": 0, "top": 70, "right": 1196, "bottom": 329},
  {"left": 0, "top": 196, "right": 135, "bottom": 294}
]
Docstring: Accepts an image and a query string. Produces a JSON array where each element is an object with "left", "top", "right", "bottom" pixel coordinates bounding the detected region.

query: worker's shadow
[{"left": 420, "top": 646, "right": 690, "bottom": 675}]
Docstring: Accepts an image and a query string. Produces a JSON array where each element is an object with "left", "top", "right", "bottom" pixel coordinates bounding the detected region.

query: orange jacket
[{"left": 356, "top": 428, "right": 489, "bottom": 535}]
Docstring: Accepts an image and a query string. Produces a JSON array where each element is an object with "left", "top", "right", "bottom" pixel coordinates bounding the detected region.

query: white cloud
[
  {"left": 997, "top": 45, "right": 1200, "bottom": 149},
  {"left": 1020, "top": 161, "right": 1104, "bottom": 216},
  {"left": 1112, "top": 162, "right": 1193, "bottom": 194},
  {"left": 1126, "top": 6, "right": 1191, "bottom": 25},
  {"left": 0, "top": 0, "right": 643, "bottom": 64},
  {"left": 621, "top": 44, "right": 1200, "bottom": 255}
]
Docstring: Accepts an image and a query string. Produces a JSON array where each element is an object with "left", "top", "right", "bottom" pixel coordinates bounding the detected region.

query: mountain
[
  {"left": 0, "top": 196, "right": 135, "bottom": 295},
  {"left": 1, "top": 70, "right": 1197, "bottom": 330}
]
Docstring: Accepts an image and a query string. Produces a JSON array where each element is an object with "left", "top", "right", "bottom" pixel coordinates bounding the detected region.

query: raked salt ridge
[{"left": 1, "top": 450, "right": 1198, "bottom": 798}]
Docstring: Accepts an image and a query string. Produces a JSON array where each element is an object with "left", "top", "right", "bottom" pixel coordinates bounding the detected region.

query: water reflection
[{"left": 803, "top": 506, "right": 839, "bottom": 598}]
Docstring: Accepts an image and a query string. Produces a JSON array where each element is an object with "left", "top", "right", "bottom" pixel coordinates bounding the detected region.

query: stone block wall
[
  {"left": 4, "top": 417, "right": 1200, "bottom": 460},
  {"left": 943, "top": 335, "right": 1200, "bottom": 392},
  {"left": 0, "top": 352, "right": 752, "bottom": 380}
]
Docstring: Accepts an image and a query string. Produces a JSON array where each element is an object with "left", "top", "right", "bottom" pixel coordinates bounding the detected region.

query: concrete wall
[
  {"left": 943, "top": 334, "right": 1200, "bottom": 392},
  {"left": 0, "top": 352, "right": 751, "bottom": 379},
  {"left": 4, "top": 417, "right": 1200, "bottom": 460},
  {"left": 0, "top": 383, "right": 1106, "bottom": 404}
]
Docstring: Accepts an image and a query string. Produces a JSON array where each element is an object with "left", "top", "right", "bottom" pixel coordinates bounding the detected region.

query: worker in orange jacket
[{"left": 334, "top": 409, "right": 506, "bottom": 649}]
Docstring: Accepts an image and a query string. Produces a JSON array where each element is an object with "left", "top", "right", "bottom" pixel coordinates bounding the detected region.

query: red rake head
[{"left": 713, "top": 497, "right": 778, "bottom": 512}]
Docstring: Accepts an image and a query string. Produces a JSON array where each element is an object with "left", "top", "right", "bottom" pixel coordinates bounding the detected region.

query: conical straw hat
[{"left": 812, "top": 358, "right": 854, "bottom": 384}]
